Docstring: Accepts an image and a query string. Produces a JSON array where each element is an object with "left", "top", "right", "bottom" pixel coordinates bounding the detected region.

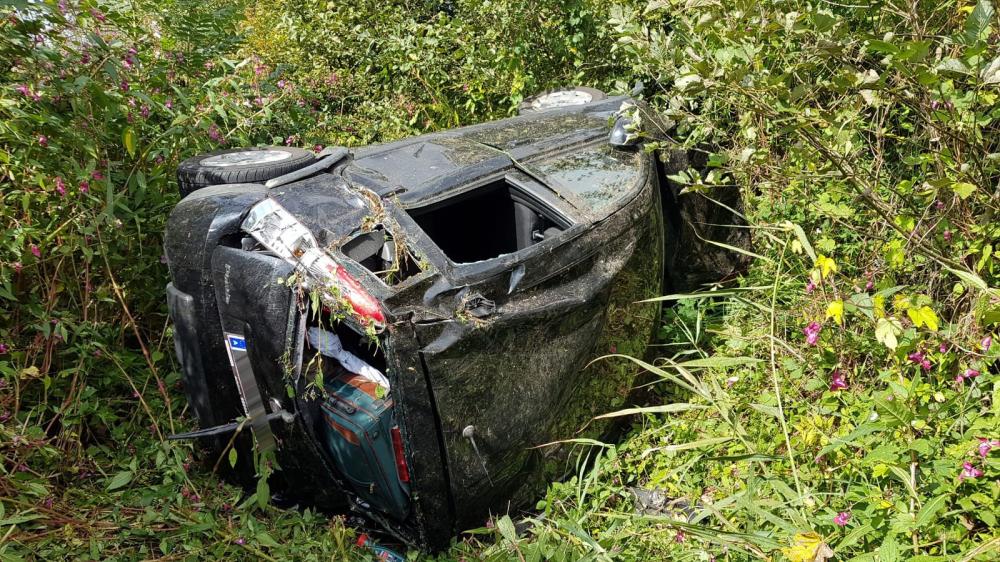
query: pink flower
[
  {"left": 15, "top": 84, "right": 30, "bottom": 97},
  {"left": 29, "top": 244, "right": 40, "bottom": 258},
  {"left": 803, "top": 322, "right": 822, "bottom": 346},
  {"left": 0, "top": 343, "right": 7, "bottom": 354},
  {"left": 12, "top": 262, "right": 22, "bottom": 273},
  {"left": 833, "top": 511, "right": 851, "bottom": 526},
  {"left": 865, "top": 280, "right": 874, "bottom": 291},
  {"left": 313, "top": 144, "right": 324, "bottom": 153},
  {"left": 119, "top": 80, "right": 129, "bottom": 92},
  {"left": 38, "top": 135, "right": 48, "bottom": 147},
  {"left": 674, "top": 530, "right": 686, "bottom": 543},
  {"left": 54, "top": 176, "right": 66, "bottom": 196},
  {"left": 79, "top": 180, "right": 89, "bottom": 193},
  {"left": 165, "top": 98, "right": 173, "bottom": 109},
  {"left": 959, "top": 461, "right": 983, "bottom": 481},
  {"left": 935, "top": 200, "right": 945, "bottom": 211},
  {"left": 907, "top": 351, "right": 930, "bottom": 370},
  {"left": 140, "top": 105, "right": 150, "bottom": 119},
  {"left": 207, "top": 124, "right": 222, "bottom": 142},
  {"left": 90, "top": 8, "right": 105, "bottom": 22},
  {"left": 982, "top": 336, "right": 992, "bottom": 352},
  {"left": 939, "top": 343, "right": 948, "bottom": 353},
  {"left": 943, "top": 230, "right": 953, "bottom": 242},
  {"left": 829, "top": 371, "right": 848, "bottom": 391},
  {"left": 977, "top": 438, "right": 999, "bottom": 457},
  {"left": 235, "top": 537, "right": 246, "bottom": 545},
  {"left": 964, "top": 368, "right": 980, "bottom": 379},
  {"left": 806, "top": 280, "right": 816, "bottom": 294},
  {"left": 91, "top": 170, "right": 104, "bottom": 180}
]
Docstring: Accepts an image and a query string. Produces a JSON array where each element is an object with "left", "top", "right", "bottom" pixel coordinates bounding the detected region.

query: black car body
[{"left": 164, "top": 94, "right": 670, "bottom": 549}]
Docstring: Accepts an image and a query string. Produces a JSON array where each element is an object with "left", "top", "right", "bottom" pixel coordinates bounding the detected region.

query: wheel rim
[
  {"left": 201, "top": 150, "right": 293, "bottom": 167},
  {"left": 530, "top": 90, "right": 594, "bottom": 111}
]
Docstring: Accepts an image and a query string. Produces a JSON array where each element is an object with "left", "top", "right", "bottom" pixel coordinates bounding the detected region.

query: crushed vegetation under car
[{"left": 163, "top": 90, "right": 748, "bottom": 550}]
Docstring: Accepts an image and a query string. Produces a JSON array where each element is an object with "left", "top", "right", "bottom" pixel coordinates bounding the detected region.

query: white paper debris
[{"left": 308, "top": 327, "right": 390, "bottom": 389}]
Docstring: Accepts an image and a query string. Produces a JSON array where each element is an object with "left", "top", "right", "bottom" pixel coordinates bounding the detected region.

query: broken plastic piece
[
  {"left": 308, "top": 327, "right": 390, "bottom": 389},
  {"left": 242, "top": 199, "right": 386, "bottom": 328},
  {"left": 356, "top": 534, "right": 406, "bottom": 562}
]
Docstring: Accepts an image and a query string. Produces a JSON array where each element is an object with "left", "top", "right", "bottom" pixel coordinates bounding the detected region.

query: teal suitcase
[{"left": 320, "top": 372, "right": 410, "bottom": 520}]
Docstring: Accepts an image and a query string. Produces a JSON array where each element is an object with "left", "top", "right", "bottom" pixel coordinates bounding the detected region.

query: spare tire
[
  {"left": 518, "top": 86, "right": 607, "bottom": 115},
  {"left": 176, "top": 146, "right": 315, "bottom": 197}
]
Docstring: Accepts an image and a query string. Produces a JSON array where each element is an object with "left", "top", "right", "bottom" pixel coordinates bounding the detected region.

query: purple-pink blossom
[
  {"left": 982, "top": 336, "right": 992, "bottom": 352},
  {"left": 959, "top": 461, "right": 983, "bottom": 481},
  {"left": 38, "top": 135, "right": 48, "bottom": 147},
  {"left": 120, "top": 80, "right": 129, "bottom": 92},
  {"left": 804, "top": 321, "right": 822, "bottom": 346},
  {"left": 0, "top": 343, "right": 8, "bottom": 354},
  {"left": 235, "top": 537, "right": 246, "bottom": 545},
  {"left": 907, "top": 351, "right": 931, "bottom": 371},
  {"left": 806, "top": 280, "right": 816, "bottom": 294},
  {"left": 54, "top": 176, "right": 66, "bottom": 196},
  {"left": 91, "top": 170, "right": 104, "bottom": 181},
  {"left": 829, "top": 370, "right": 848, "bottom": 391},
  {"left": 12, "top": 262, "right": 22, "bottom": 273},
  {"left": 207, "top": 124, "right": 222, "bottom": 142},
  {"left": 977, "top": 438, "right": 999, "bottom": 458},
  {"left": 833, "top": 511, "right": 851, "bottom": 526},
  {"left": 30, "top": 244, "right": 40, "bottom": 258},
  {"left": 939, "top": 343, "right": 948, "bottom": 354},
  {"left": 943, "top": 230, "right": 953, "bottom": 242},
  {"left": 79, "top": 180, "right": 89, "bottom": 193}
]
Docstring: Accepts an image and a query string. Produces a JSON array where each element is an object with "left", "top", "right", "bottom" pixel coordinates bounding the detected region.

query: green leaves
[
  {"left": 122, "top": 127, "right": 138, "bottom": 158},
  {"left": 951, "top": 181, "right": 977, "bottom": 199},
  {"left": 963, "top": 0, "right": 995, "bottom": 44},
  {"left": 106, "top": 470, "right": 134, "bottom": 491}
]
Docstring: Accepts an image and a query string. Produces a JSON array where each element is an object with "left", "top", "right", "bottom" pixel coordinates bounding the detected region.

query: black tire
[
  {"left": 177, "top": 146, "right": 315, "bottom": 197},
  {"left": 518, "top": 86, "right": 607, "bottom": 115}
]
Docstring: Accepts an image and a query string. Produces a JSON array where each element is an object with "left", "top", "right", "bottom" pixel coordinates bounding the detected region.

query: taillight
[
  {"left": 332, "top": 261, "right": 386, "bottom": 325},
  {"left": 390, "top": 426, "right": 410, "bottom": 483},
  {"left": 242, "top": 198, "right": 386, "bottom": 330}
]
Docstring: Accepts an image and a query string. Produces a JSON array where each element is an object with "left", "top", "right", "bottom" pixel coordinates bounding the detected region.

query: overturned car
[{"left": 164, "top": 90, "right": 710, "bottom": 549}]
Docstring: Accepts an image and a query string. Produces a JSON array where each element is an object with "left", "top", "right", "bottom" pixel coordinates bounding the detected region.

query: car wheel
[
  {"left": 518, "top": 86, "right": 607, "bottom": 115},
  {"left": 176, "top": 146, "right": 315, "bottom": 197}
]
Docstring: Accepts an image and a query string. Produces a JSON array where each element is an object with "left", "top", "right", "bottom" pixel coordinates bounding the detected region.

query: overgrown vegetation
[{"left": 1, "top": 0, "right": 998, "bottom": 560}]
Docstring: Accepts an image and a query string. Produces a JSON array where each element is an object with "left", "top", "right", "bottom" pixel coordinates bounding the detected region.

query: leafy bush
[
  {"left": 460, "top": 1, "right": 1000, "bottom": 560},
  {"left": 0, "top": 0, "right": 628, "bottom": 559},
  {"left": 239, "top": 0, "right": 630, "bottom": 144}
]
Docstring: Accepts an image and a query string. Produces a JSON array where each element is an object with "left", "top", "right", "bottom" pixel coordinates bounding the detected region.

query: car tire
[
  {"left": 176, "top": 146, "right": 316, "bottom": 197},
  {"left": 518, "top": 86, "right": 607, "bottom": 115}
]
